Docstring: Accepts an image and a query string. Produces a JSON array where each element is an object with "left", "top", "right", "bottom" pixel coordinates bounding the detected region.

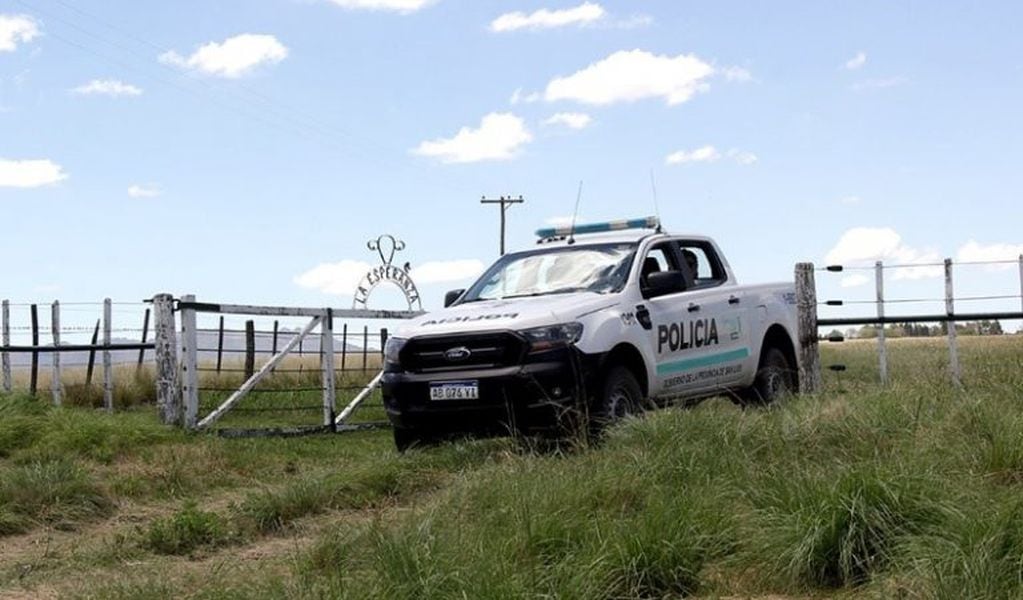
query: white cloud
[
  {"left": 852, "top": 76, "right": 907, "bottom": 92},
  {"left": 840, "top": 274, "right": 870, "bottom": 288},
  {"left": 413, "top": 112, "right": 533, "bottom": 164},
  {"left": 411, "top": 260, "right": 485, "bottom": 284},
  {"left": 545, "top": 215, "right": 587, "bottom": 227},
  {"left": 159, "top": 34, "right": 288, "bottom": 78},
  {"left": 509, "top": 88, "right": 541, "bottom": 105},
  {"left": 545, "top": 49, "right": 715, "bottom": 106},
  {"left": 666, "top": 146, "right": 757, "bottom": 166},
  {"left": 726, "top": 148, "right": 758, "bottom": 165},
  {"left": 0, "top": 158, "right": 67, "bottom": 188},
  {"left": 543, "top": 112, "right": 592, "bottom": 129},
  {"left": 72, "top": 79, "right": 143, "bottom": 97},
  {"left": 957, "top": 241, "right": 1023, "bottom": 271},
  {"left": 722, "top": 66, "right": 753, "bottom": 82},
  {"left": 824, "top": 227, "right": 942, "bottom": 280},
  {"left": 839, "top": 195, "right": 862, "bottom": 205},
  {"left": 490, "top": 2, "right": 606, "bottom": 32},
  {"left": 128, "top": 184, "right": 160, "bottom": 198},
  {"left": 327, "top": 0, "right": 434, "bottom": 13},
  {"left": 666, "top": 145, "right": 720, "bottom": 165},
  {"left": 845, "top": 51, "right": 867, "bottom": 70},
  {"left": 294, "top": 260, "right": 372, "bottom": 296},
  {"left": 0, "top": 14, "right": 39, "bottom": 53}
]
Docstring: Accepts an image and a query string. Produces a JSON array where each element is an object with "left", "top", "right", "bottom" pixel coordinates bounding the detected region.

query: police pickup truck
[{"left": 382, "top": 217, "right": 800, "bottom": 451}]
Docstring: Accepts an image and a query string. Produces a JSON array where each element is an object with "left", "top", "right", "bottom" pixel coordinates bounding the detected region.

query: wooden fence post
[
  {"left": 30, "top": 304, "right": 38, "bottom": 396},
  {"left": 362, "top": 326, "right": 369, "bottom": 372},
  {"left": 103, "top": 298, "right": 113, "bottom": 411},
  {"left": 875, "top": 262, "right": 889, "bottom": 386},
  {"left": 945, "top": 259, "right": 962, "bottom": 387},
  {"left": 795, "top": 263, "right": 822, "bottom": 394},
  {"left": 1018, "top": 254, "right": 1023, "bottom": 315},
  {"left": 1, "top": 300, "right": 10, "bottom": 393},
  {"left": 244, "top": 320, "right": 255, "bottom": 379},
  {"left": 216, "top": 316, "right": 225, "bottom": 375},
  {"left": 341, "top": 323, "right": 348, "bottom": 371},
  {"left": 321, "top": 309, "right": 336, "bottom": 428},
  {"left": 86, "top": 320, "right": 99, "bottom": 388},
  {"left": 153, "top": 294, "right": 180, "bottom": 425},
  {"left": 137, "top": 309, "right": 150, "bottom": 375},
  {"left": 180, "top": 294, "right": 199, "bottom": 429},
  {"left": 51, "top": 301, "right": 63, "bottom": 406}
]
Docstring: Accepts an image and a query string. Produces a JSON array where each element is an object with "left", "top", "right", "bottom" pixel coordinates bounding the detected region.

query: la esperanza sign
[{"left": 352, "top": 235, "right": 423, "bottom": 311}]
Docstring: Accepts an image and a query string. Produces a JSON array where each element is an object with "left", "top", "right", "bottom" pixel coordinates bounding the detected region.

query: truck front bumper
[{"left": 382, "top": 348, "right": 598, "bottom": 438}]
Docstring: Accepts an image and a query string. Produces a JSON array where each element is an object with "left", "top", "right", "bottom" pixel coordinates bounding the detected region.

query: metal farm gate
[{"left": 156, "top": 295, "right": 421, "bottom": 435}]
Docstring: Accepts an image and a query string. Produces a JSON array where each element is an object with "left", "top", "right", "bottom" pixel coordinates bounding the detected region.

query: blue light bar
[{"left": 536, "top": 216, "right": 660, "bottom": 239}]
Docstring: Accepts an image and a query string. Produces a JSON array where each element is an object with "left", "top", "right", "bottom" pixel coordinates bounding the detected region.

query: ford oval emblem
[{"left": 444, "top": 347, "right": 472, "bottom": 362}]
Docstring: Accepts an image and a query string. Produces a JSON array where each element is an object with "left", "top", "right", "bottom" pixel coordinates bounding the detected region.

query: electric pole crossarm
[{"left": 480, "top": 195, "right": 524, "bottom": 256}]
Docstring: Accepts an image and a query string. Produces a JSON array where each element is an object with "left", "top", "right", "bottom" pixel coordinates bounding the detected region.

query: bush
[{"left": 143, "top": 502, "right": 231, "bottom": 555}]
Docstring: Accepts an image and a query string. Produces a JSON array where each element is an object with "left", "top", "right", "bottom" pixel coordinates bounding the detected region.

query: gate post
[
  {"left": 180, "top": 294, "right": 200, "bottom": 429},
  {"left": 153, "top": 294, "right": 180, "bottom": 425},
  {"left": 321, "top": 309, "right": 336, "bottom": 428},
  {"left": 795, "top": 263, "right": 822, "bottom": 394}
]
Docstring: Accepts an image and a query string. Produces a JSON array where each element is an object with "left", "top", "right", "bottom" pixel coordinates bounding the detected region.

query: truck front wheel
[
  {"left": 591, "top": 366, "right": 642, "bottom": 431},
  {"left": 744, "top": 347, "right": 795, "bottom": 405},
  {"left": 393, "top": 427, "right": 430, "bottom": 452}
]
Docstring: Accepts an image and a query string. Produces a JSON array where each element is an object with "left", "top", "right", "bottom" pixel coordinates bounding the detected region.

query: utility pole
[{"left": 480, "top": 195, "right": 524, "bottom": 255}]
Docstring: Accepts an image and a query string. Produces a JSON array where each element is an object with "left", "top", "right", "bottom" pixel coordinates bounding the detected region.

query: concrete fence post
[
  {"left": 180, "top": 294, "right": 199, "bottom": 429},
  {"left": 945, "top": 259, "right": 962, "bottom": 387},
  {"left": 875, "top": 262, "right": 889, "bottom": 386}
]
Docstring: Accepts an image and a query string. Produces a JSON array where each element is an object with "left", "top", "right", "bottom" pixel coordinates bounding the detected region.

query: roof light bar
[{"left": 535, "top": 216, "right": 660, "bottom": 239}]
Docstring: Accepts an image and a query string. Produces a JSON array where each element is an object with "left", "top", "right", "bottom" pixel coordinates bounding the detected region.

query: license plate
[{"left": 430, "top": 381, "right": 479, "bottom": 401}]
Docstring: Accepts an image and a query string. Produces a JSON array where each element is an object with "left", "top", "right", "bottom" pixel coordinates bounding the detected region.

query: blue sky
[{"left": 2, "top": 0, "right": 1022, "bottom": 334}]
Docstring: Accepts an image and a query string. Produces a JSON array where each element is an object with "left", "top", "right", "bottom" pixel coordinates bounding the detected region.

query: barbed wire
[
  {"left": 820, "top": 294, "right": 1023, "bottom": 306},
  {"left": 819, "top": 257, "right": 1022, "bottom": 272}
]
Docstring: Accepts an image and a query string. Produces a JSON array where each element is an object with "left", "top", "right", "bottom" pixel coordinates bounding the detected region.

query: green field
[{"left": 1, "top": 336, "right": 1022, "bottom": 599}]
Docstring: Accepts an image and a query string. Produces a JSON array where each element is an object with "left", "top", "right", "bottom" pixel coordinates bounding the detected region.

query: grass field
[{"left": 1, "top": 336, "right": 1021, "bottom": 599}]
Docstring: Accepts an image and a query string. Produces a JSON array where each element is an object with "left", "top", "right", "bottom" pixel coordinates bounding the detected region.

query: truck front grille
[{"left": 400, "top": 332, "right": 526, "bottom": 372}]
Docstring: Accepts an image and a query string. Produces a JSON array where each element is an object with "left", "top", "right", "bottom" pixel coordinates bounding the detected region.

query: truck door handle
[
  {"left": 687, "top": 303, "right": 700, "bottom": 313},
  {"left": 728, "top": 296, "right": 740, "bottom": 305}
]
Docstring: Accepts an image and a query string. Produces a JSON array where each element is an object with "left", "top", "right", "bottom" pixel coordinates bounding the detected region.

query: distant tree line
[{"left": 833, "top": 320, "right": 1008, "bottom": 340}]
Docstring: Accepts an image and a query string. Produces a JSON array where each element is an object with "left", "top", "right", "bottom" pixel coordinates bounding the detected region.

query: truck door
[
  {"left": 677, "top": 242, "right": 753, "bottom": 389},
  {"left": 637, "top": 241, "right": 722, "bottom": 399}
]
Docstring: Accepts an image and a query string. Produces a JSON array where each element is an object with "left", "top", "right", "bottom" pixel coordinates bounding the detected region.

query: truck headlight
[
  {"left": 519, "top": 322, "right": 584, "bottom": 353},
  {"left": 384, "top": 337, "right": 408, "bottom": 365}
]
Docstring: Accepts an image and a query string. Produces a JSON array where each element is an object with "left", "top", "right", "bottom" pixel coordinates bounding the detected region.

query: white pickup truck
[{"left": 382, "top": 217, "right": 801, "bottom": 451}]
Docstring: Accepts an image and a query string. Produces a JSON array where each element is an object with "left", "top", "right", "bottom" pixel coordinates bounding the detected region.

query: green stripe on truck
[{"left": 656, "top": 347, "right": 751, "bottom": 375}]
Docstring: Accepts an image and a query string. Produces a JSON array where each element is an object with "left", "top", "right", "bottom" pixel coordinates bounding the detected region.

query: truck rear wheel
[
  {"left": 591, "top": 366, "right": 642, "bottom": 431},
  {"left": 744, "top": 347, "right": 794, "bottom": 405}
]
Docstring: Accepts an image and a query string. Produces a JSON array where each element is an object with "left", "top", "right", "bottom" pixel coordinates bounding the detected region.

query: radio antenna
[
  {"left": 568, "top": 180, "right": 583, "bottom": 245},
  {"left": 649, "top": 169, "right": 663, "bottom": 232}
]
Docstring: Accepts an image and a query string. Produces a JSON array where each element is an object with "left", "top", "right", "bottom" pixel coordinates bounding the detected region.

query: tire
[
  {"left": 591, "top": 366, "right": 643, "bottom": 432},
  {"left": 393, "top": 427, "right": 429, "bottom": 452},
  {"left": 744, "top": 347, "right": 795, "bottom": 406}
]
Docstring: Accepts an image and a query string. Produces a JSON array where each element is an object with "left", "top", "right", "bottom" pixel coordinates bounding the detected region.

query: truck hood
[{"left": 396, "top": 293, "right": 619, "bottom": 338}]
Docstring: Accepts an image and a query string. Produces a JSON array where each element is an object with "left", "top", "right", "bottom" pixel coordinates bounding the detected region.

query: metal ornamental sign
[{"left": 353, "top": 235, "right": 423, "bottom": 311}]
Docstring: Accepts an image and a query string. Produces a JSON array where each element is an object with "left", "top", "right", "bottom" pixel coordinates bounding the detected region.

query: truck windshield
[{"left": 461, "top": 243, "right": 637, "bottom": 302}]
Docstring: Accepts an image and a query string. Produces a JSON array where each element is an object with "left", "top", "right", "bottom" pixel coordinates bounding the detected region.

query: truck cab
[{"left": 382, "top": 217, "right": 800, "bottom": 451}]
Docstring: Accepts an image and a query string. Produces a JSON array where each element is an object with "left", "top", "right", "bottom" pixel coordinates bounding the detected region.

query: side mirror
[
  {"left": 642, "top": 271, "right": 685, "bottom": 299},
  {"left": 444, "top": 289, "right": 465, "bottom": 308}
]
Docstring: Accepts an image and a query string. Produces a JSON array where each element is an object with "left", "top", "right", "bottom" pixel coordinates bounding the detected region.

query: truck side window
[{"left": 678, "top": 242, "right": 726, "bottom": 288}]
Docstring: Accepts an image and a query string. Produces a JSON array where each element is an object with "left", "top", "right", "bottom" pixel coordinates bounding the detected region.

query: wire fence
[{"left": 797, "top": 255, "right": 1023, "bottom": 390}]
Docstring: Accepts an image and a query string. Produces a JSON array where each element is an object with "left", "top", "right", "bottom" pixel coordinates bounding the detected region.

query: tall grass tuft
[
  {"left": 748, "top": 463, "right": 945, "bottom": 589},
  {"left": 0, "top": 459, "right": 113, "bottom": 533}
]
